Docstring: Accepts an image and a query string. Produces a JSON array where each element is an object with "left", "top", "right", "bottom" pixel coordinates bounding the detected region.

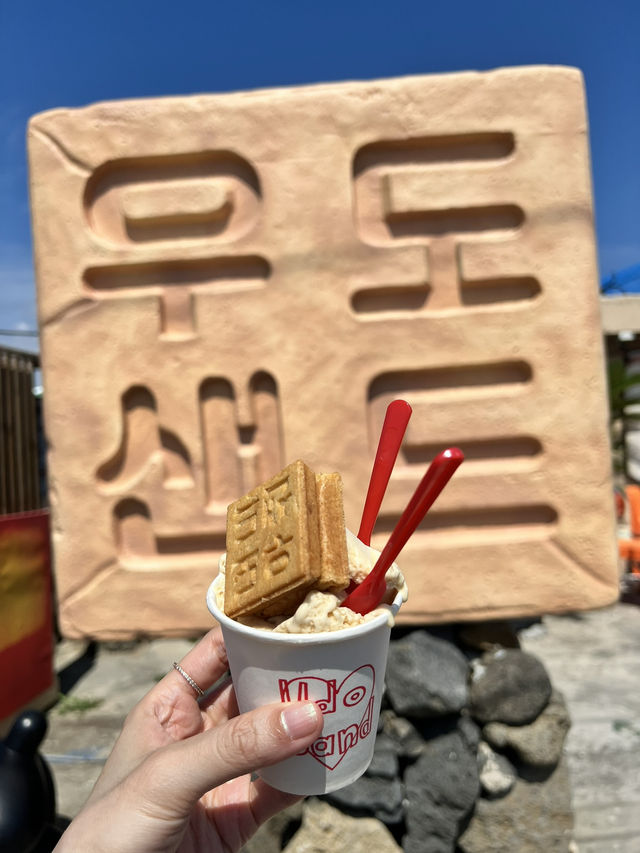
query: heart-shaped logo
[{"left": 278, "top": 664, "right": 375, "bottom": 770}]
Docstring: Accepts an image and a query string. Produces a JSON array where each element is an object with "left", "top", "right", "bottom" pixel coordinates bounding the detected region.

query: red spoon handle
[
  {"left": 343, "top": 447, "right": 464, "bottom": 615},
  {"left": 380, "top": 447, "right": 464, "bottom": 564},
  {"left": 358, "top": 400, "right": 412, "bottom": 546}
]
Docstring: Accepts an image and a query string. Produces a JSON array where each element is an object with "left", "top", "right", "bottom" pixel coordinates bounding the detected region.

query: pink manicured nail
[{"left": 280, "top": 703, "right": 321, "bottom": 739}]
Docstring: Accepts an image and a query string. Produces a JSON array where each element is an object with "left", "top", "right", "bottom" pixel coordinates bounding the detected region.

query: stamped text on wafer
[{"left": 225, "top": 460, "right": 348, "bottom": 619}]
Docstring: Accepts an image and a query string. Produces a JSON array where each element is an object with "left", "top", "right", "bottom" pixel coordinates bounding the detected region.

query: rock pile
[{"left": 244, "top": 622, "right": 574, "bottom": 853}]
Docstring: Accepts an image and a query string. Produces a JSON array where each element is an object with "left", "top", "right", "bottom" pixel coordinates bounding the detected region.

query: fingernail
[{"left": 280, "top": 703, "right": 320, "bottom": 740}]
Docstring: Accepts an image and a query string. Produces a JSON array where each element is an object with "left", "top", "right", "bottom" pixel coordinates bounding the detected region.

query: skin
[{"left": 53, "top": 628, "right": 324, "bottom": 853}]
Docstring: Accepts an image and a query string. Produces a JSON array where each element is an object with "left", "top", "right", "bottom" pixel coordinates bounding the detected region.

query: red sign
[{"left": 0, "top": 511, "right": 54, "bottom": 720}]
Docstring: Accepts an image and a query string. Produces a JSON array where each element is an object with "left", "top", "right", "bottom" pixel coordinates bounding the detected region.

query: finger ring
[{"left": 172, "top": 662, "right": 205, "bottom": 697}]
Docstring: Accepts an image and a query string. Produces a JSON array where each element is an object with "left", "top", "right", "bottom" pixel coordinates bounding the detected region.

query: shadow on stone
[
  {"left": 58, "top": 642, "right": 98, "bottom": 694},
  {"left": 280, "top": 813, "right": 303, "bottom": 849},
  {"left": 517, "top": 762, "right": 556, "bottom": 784}
]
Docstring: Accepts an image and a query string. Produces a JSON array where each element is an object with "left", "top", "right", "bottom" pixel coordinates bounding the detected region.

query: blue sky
[{"left": 1, "top": 0, "right": 639, "bottom": 353}]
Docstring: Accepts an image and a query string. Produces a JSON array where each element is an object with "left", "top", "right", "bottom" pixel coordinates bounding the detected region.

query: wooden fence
[{"left": 0, "top": 346, "right": 43, "bottom": 514}]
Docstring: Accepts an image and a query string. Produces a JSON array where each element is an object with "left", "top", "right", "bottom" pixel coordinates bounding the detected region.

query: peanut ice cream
[{"left": 215, "top": 529, "right": 408, "bottom": 633}]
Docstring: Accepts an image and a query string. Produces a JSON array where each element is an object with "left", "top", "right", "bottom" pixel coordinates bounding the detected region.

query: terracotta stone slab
[{"left": 28, "top": 66, "right": 618, "bottom": 639}]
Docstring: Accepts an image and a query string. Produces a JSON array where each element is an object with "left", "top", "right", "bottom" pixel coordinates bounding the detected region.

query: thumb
[{"left": 140, "top": 701, "right": 323, "bottom": 812}]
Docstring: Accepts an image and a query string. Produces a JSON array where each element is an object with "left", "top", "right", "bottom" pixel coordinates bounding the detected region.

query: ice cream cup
[{"left": 206, "top": 576, "right": 403, "bottom": 795}]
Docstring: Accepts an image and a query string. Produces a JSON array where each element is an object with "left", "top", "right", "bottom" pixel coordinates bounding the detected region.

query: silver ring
[{"left": 172, "top": 662, "right": 205, "bottom": 697}]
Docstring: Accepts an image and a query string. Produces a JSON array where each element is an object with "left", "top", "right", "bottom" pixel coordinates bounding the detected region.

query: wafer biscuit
[
  {"left": 315, "top": 473, "right": 349, "bottom": 590},
  {"left": 224, "top": 460, "right": 349, "bottom": 619}
]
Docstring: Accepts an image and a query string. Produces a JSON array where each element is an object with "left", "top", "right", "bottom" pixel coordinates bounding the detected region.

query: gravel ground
[{"left": 41, "top": 603, "right": 640, "bottom": 851}]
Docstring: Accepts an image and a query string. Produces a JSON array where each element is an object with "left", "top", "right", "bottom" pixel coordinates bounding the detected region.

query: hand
[{"left": 54, "top": 628, "right": 323, "bottom": 853}]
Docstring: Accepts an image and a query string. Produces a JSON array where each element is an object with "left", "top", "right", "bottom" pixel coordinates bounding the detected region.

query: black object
[{"left": 0, "top": 710, "right": 62, "bottom": 853}]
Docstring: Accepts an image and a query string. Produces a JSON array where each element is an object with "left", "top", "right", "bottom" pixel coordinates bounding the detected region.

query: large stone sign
[{"left": 28, "top": 66, "right": 618, "bottom": 638}]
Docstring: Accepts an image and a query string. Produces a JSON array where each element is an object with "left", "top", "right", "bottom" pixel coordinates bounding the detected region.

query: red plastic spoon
[
  {"left": 358, "top": 400, "right": 412, "bottom": 546},
  {"left": 342, "top": 447, "right": 464, "bottom": 616}
]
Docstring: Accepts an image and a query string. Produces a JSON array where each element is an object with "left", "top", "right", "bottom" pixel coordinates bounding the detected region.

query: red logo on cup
[{"left": 278, "top": 664, "right": 375, "bottom": 770}]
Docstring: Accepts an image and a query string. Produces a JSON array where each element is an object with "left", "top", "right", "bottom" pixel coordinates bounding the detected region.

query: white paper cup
[{"left": 206, "top": 576, "right": 403, "bottom": 795}]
